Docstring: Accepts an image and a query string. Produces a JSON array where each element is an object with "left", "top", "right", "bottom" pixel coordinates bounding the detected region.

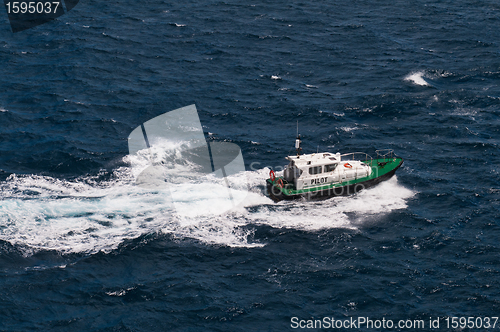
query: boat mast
[{"left": 295, "top": 120, "right": 302, "bottom": 158}]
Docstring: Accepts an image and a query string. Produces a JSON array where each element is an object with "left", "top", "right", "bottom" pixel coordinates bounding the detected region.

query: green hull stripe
[{"left": 269, "top": 157, "right": 402, "bottom": 196}]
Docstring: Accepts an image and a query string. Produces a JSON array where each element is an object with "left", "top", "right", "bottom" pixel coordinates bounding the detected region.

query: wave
[{"left": 404, "top": 71, "right": 430, "bottom": 86}]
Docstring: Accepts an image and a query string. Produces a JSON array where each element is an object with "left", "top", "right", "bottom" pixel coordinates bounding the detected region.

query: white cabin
[{"left": 283, "top": 152, "right": 372, "bottom": 190}]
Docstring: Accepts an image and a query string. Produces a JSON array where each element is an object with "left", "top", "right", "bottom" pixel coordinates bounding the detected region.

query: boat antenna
[{"left": 295, "top": 120, "right": 302, "bottom": 158}]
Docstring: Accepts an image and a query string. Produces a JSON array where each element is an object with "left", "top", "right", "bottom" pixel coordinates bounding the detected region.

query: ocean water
[{"left": 0, "top": 0, "right": 499, "bottom": 330}]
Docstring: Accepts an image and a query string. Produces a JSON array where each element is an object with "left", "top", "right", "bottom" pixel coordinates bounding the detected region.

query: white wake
[{"left": 0, "top": 163, "right": 414, "bottom": 255}]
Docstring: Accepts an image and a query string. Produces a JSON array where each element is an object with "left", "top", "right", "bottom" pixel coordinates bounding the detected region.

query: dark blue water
[{"left": 1, "top": 0, "right": 500, "bottom": 330}]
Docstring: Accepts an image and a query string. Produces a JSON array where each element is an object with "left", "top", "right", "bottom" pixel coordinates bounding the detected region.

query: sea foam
[
  {"left": 405, "top": 71, "right": 430, "bottom": 86},
  {"left": 0, "top": 163, "right": 414, "bottom": 255}
]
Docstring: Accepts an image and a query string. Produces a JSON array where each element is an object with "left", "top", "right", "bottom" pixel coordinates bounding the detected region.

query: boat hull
[{"left": 267, "top": 158, "right": 403, "bottom": 202}]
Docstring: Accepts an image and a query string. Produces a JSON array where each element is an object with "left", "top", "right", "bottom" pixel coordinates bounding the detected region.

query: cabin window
[
  {"left": 309, "top": 166, "right": 322, "bottom": 175},
  {"left": 324, "top": 164, "right": 337, "bottom": 172}
]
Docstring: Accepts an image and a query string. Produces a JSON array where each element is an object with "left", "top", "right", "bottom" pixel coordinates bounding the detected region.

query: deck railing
[
  {"left": 340, "top": 152, "right": 373, "bottom": 163},
  {"left": 375, "top": 149, "right": 395, "bottom": 161},
  {"left": 340, "top": 150, "right": 396, "bottom": 165}
]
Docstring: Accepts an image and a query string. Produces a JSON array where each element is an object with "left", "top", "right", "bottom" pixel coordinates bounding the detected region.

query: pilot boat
[{"left": 266, "top": 134, "right": 403, "bottom": 201}]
